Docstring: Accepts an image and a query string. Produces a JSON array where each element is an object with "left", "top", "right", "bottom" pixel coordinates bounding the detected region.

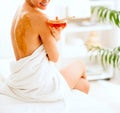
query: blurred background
[
  {"left": 0, "top": 0, "right": 120, "bottom": 59},
  {"left": 0, "top": 0, "right": 23, "bottom": 58}
]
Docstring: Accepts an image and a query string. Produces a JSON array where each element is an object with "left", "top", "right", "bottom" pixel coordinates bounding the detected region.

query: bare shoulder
[
  {"left": 26, "top": 11, "right": 52, "bottom": 39},
  {"left": 23, "top": 10, "right": 48, "bottom": 31},
  {"left": 12, "top": 11, "right": 41, "bottom": 36}
]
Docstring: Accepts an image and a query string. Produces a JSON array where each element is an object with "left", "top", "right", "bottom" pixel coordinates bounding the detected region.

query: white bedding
[
  {"left": 0, "top": 90, "right": 115, "bottom": 113},
  {"left": 0, "top": 45, "right": 116, "bottom": 113}
]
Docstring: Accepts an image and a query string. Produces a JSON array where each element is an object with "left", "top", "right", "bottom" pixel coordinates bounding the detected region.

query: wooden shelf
[
  {"left": 90, "top": 0, "right": 114, "bottom": 7},
  {"left": 64, "top": 23, "right": 113, "bottom": 33}
]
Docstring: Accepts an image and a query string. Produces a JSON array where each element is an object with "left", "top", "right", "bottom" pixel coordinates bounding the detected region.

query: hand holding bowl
[{"left": 47, "top": 17, "right": 67, "bottom": 29}]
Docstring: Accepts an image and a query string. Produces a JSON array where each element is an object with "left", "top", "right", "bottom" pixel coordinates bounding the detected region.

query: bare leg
[
  {"left": 60, "top": 60, "right": 90, "bottom": 94},
  {"left": 74, "top": 78, "right": 90, "bottom": 94}
]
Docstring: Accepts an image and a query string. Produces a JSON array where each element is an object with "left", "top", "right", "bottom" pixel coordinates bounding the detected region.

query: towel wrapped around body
[
  {"left": 0, "top": 45, "right": 70, "bottom": 103},
  {"left": 0, "top": 45, "right": 116, "bottom": 113}
]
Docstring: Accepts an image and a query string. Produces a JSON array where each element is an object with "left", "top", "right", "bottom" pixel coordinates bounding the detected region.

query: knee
[
  {"left": 75, "top": 78, "right": 90, "bottom": 94},
  {"left": 81, "top": 79, "right": 90, "bottom": 94},
  {"left": 84, "top": 80, "right": 90, "bottom": 94}
]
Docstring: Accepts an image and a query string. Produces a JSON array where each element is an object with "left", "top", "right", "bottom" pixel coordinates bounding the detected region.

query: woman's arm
[
  {"left": 49, "top": 27, "right": 62, "bottom": 41},
  {"left": 35, "top": 15, "right": 61, "bottom": 62}
]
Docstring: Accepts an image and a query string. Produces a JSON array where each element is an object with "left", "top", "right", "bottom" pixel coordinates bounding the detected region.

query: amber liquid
[{"left": 47, "top": 21, "right": 67, "bottom": 28}]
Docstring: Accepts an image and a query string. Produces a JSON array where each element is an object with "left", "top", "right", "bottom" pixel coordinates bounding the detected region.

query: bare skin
[{"left": 11, "top": 0, "right": 90, "bottom": 94}]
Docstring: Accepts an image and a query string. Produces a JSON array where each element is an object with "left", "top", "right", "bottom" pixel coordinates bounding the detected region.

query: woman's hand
[{"left": 49, "top": 26, "right": 63, "bottom": 41}]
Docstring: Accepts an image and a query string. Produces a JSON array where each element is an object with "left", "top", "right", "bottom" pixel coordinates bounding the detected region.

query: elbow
[
  {"left": 48, "top": 54, "right": 59, "bottom": 62},
  {"left": 51, "top": 56, "right": 59, "bottom": 62}
]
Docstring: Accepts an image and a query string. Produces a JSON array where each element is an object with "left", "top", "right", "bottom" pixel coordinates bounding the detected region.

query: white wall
[
  {"left": 0, "top": 0, "right": 65, "bottom": 59},
  {"left": 114, "top": 0, "right": 120, "bottom": 46},
  {"left": 0, "top": 0, "right": 120, "bottom": 58},
  {"left": 0, "top": 1, "right": 23, "bottom": 58}
]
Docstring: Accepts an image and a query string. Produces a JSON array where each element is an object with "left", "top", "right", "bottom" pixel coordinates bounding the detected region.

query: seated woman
[
  {"left": 0, "top": 1, "right": 116, "bottom": 113},
  {"left": 5, "top": 0, "right": 89, "bottom": 102}
]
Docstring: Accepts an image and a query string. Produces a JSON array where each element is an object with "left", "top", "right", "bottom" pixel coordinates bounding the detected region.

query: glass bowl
[{"left": 47, "top": 17, "right": 67, "bottom": 29}]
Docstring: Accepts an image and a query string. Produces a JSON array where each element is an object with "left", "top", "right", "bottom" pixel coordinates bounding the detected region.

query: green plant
[
  {"left": 91, "top": 6, "right": 120, "bottom": 28},
  {"left": 89, "top": 46, "right": 120, "bottom": 70},
  {"left": 89, "top": 6, "right": 120, "bottom": 70}
]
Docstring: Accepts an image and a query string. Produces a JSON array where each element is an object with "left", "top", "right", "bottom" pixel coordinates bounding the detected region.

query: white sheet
[
  {"left": 0, "top": 45, "right": 115, "bottom": 113},
  {"left": 0, "top": 90, "right": 115, "bottom": 113}
]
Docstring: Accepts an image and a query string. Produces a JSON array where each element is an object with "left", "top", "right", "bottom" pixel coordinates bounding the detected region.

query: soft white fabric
[
  {"left": 0, "top": 90, "right": 115, "bottom": 113},
  {"left": 0, "top": 45, "right": 70, "bottom": 103},
  {"left": 0, "top": 45, "right": 116, "bottom": 113}
]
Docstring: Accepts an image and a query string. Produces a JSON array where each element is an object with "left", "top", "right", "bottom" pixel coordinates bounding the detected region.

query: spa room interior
[{"left": 0, "top": 0, "right": 120, "bottom": 113}]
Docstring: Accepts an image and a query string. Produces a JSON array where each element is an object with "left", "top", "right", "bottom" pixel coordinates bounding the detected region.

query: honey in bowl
[{"left": 47, "top": 16, "right": 67, "bottom": 29}]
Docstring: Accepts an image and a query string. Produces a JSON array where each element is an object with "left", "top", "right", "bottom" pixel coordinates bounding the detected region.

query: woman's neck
[{"left": 26, "top": 0, "right": 34, "bottom": 7}]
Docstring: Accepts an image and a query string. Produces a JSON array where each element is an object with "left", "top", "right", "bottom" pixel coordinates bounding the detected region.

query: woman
[{"left": 9, "top": 0, "right": 89, "bottom": 102}]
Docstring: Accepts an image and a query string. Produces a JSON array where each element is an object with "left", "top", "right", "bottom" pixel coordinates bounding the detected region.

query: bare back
[
  {"left": 11, "top": 1, "right": 59, "bottom": 62},
  {"left": 11, "top": 3, "right": 47, "bottom": 60}
]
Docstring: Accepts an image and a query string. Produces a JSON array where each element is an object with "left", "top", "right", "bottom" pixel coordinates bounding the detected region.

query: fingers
[
  {"left": 49, "top": 26, "right": 62, "bottom": 31},
  {"left": 55, "top": 26, "right": 62, "bottom": 31},
  {"left": 48, "top": 26, "right": 62, "bottom": 41},
  {"left": 52, "top": 28, "right": 56, "bottom": 36},
  {"left": 51, "top": 27, "right": 62, "bottom": 36}
]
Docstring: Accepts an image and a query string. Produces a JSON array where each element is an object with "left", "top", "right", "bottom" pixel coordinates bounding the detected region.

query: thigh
[{"left": 60, "top": 60, "right": 86, "bottom": 89}]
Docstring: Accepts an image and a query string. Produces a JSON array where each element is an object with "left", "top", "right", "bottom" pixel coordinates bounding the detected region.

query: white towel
[
  {"left": 0, "top": 45, "right": 70, "bottom": 103},
  {"left": 0, "top": 46, "right": 116, "bottom": 113}
]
